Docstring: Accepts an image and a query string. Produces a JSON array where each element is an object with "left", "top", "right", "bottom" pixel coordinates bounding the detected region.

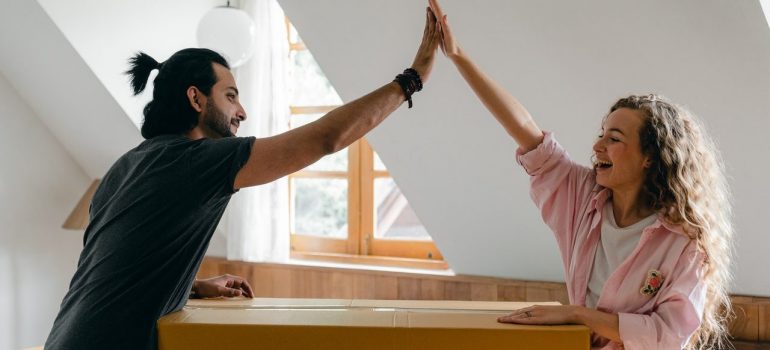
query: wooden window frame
[{"left": 285, "top": 19, "right": 446, "bottom": 270}]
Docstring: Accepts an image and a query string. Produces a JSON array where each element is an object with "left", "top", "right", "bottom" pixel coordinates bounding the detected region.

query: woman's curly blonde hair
[{"left": 610, "top": 94, "right": 734, "bottom": 350}]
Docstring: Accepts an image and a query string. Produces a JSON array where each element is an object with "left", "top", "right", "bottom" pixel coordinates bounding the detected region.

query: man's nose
[{"left": 237, "top": 105, "right": 247, "bottom": 121}]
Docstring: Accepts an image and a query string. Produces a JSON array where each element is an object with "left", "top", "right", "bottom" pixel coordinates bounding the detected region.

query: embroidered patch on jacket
[{"left": 640, "top": 269, "right": 665, "bottom": 296}]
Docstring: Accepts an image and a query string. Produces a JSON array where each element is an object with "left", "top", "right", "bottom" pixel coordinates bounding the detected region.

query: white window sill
[{"left": 281, "top": 257, "right": 455, "bottom": 277}]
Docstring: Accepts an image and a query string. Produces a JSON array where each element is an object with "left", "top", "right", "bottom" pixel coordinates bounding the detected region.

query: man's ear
[{"left": 186, "top": 86, "right": 205, "bottom": 113}]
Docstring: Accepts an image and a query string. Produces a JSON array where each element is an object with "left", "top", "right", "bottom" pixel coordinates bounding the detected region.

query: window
[{"left": 285, "top": 19, "right": 446, "bottom": 269}]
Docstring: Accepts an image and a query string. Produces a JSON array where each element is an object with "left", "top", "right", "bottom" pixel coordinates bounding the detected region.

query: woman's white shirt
[{"left": 585, "top": 201, "right": 658, "bottom": 309}]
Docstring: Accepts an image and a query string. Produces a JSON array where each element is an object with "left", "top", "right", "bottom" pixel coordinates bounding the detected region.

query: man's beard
[{"left": 203, "top": 100, "right": 235, "bottom": 138}]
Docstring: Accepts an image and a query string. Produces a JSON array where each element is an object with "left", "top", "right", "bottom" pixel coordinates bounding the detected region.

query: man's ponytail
[{"left": 125, "top": 52, "right": 161, "bottom": 95}]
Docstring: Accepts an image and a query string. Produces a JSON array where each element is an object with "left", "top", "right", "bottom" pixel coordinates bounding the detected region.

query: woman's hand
[
  {"left": 497, "top": 305, "right": 580, "bottom": 325},
  {"left": 499, "top": 305, "right": 622, "bottom": 343},
  {"left": 428, "top": 0, "right": 462, "bottom": 59},
  {"left": 191, "top": 274, "right": 255, "bottom": 299},
  {"left": 410, "top": 6, "right": 441, "bottom": 83}
]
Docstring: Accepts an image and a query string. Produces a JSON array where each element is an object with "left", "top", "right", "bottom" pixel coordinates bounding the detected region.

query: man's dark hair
[{"left": 125, "top": 48, "right": 230, "bottom": 139}]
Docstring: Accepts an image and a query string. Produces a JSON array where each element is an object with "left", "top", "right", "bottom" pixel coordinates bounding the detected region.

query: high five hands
[{"left": 428, "top": 0, "right": 461, "bottom": 58}]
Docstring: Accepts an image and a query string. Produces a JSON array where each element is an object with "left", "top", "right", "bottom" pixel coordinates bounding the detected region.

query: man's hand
[
  {"left": 191, "top": 274, "right": 254, "bottom": 299},
  {"left": 410, "top": 6, "right": 441, "bottom": 83}
]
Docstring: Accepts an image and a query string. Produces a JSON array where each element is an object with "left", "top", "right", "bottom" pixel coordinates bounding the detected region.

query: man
[{"left": 45, "top": 8, "right": 440, "bottom": 350}]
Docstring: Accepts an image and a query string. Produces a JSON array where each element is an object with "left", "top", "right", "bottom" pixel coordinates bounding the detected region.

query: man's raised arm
[{"left": 234, "top": 7, "right": 440, "bottom": 189}]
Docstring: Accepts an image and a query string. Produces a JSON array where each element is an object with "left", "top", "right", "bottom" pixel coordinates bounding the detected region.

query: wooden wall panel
[
  {"left": 397, "top": 278, "right": 421, "bottom": 300},
  {"left": 470, "top": 283, "right": 497, "bottom": 301},
  {"left": 331, "top": 272, "right": 355, "bottom": 299},
  {"left": 757, "top": 299, "right": 770, "bottom": 341},
  {"left": 419, "top": 279, "right": 445, "bottom": 300},
  {"left": 351, "top": 274, "right": 376, "bottom": 299},
  {"left": 196, "top": 257, "right": 770, "bottom": 342},
  {"left": 497, "top": 285, "right": 526, "bottom": 302},
  {"left": 731, "top": 296, "right": 759, "bottom": 341},
  {"left": 444, "top": 282, "right": 471, "bottom": 301},
  {"left": 525, "top": 282, "right": 570, "bottom": 305},
  {"left": 373, "top": 276, "right": 399, "bottom": 300}
]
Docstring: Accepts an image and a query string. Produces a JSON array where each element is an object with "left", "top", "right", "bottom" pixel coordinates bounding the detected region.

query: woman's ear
[
  {"left": 643, "top": 155, "right": 652, "bottom": 169},
  {"left": 186, "top": 86, "right": 205, "bottom": 113}
]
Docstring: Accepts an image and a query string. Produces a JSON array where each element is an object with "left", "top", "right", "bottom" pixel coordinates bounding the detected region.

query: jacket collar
[{"left": 588, "top": 187, "right": 688, "bottom": 237}]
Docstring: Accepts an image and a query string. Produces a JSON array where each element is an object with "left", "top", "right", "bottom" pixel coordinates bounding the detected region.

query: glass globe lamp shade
[{"left": 197, "top": 6, "right": 256, "bottom": 68}]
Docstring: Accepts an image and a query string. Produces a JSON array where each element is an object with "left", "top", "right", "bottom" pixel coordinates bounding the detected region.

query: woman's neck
[{"left": 610, "top": 188, "right": 655, "bottom": 228}]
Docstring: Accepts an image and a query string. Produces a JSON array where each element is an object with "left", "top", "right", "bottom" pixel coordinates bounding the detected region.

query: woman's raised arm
[{"left": 429, "top": 0, "right": 543, "bottom": 152}]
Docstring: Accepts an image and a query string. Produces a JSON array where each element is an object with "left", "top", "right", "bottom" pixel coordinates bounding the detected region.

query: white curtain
[{"left": 222, "top": 0, "right": 290, "bottom": 263}]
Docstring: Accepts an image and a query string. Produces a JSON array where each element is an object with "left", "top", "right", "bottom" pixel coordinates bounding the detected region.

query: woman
[{"left": 427, "top": 1, "right": 733, "bottom": 349}]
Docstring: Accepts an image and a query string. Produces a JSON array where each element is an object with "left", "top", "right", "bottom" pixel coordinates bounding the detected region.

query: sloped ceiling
[
  {"left": 35, "top": 0, "right": 222, "bottom": 128},
  {"left": 0, "top": 0, "right": 141, "bottom": 178},
  {"left": 0, "top": 0, "right": 221, "bottom": 178},
  {"left": 278, "top": 0, "right": 770, "bottom": 296}
]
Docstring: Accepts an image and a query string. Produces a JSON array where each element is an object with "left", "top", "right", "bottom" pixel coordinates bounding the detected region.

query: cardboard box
[{"left": 157, "top": 298, "right": 590, "bottom": 350}]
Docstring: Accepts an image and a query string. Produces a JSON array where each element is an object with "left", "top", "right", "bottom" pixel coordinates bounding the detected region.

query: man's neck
[
  {"left": 185, "top": 128, "right": 207, "bottom": 140},
  {"left": 186, "top": 125, "right": 224, "bottom": 140}
]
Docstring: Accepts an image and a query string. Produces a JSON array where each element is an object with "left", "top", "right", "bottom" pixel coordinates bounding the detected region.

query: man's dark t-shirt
[{"left": 45, "top": 134, "right": 255, "bottom": 349}]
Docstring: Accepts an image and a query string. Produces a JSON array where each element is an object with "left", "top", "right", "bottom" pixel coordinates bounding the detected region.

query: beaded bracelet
[{"left": 393, "top": 68, "right": 423, "bottom": 108}]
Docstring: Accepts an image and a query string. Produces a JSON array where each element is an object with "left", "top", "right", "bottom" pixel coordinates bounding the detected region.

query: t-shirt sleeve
[{"left": 187, "top": 136, "right": 255, "bottom": 201}]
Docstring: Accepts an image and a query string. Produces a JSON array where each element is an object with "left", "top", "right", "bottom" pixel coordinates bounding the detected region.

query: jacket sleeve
[
  {"left": 617, "top": 245, "right": 706, "bottom": 350},
  {"left": 515, "top": 131, "right": 598, "bottom": 262}
]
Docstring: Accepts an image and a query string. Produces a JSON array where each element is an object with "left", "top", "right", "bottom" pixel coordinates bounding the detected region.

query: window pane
[
  {"left": 292, "top": 178, "right": 348, "bottom": 238},
  {"left": 373, "top": 151, "right": 387, "bottom": 171},
  {"left": 291, "top": 114, "right": 348, "bottom": 172},
  {"left": 288, "top": 50, "right": 343, "bottom": 106},
  {"left": 373, "top": 178, "right": 430, "bottom": 240}
]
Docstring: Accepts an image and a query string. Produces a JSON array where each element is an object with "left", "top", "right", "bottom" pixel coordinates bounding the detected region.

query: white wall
[
  {"left": 0, "top": 0, "right": 141, "bottom": 180},
  {"left": 278, "top": 0, "right": 770, "bottom": 296},
  {"left": 0, "top": 72, "right": 88, "bottom": 349}
]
